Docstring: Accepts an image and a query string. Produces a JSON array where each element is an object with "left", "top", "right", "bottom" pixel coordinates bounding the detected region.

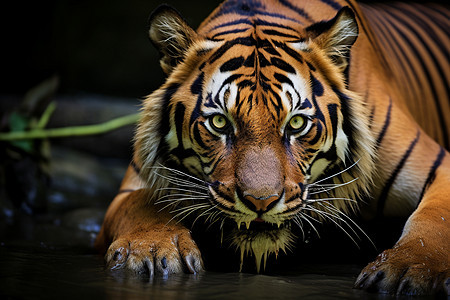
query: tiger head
[{"left": 135, "top": 4, "right": 375, "bottom": 272}]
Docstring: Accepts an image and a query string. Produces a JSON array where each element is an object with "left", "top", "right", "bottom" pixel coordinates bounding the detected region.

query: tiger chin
[
  {"left": 231, "top": 222, "right": 295, "bottom": 272},
  {"left": 95, "top": 0, "right": 450, "bottom": 296}
]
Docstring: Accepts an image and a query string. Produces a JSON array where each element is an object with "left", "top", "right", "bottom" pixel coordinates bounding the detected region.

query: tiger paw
[
  {"left": 354, "top": 244, "right": 449, "bottom": 295},
  {"left": 105, "top": 226, "right": 204, "bottom": 276}
]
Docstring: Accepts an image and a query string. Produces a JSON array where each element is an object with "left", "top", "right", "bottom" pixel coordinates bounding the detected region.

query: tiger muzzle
[
  {"left": 242, "top": 193, "right": 281, "bottom": 212},
  {"left": 236, "top": 146, "right": 285, "bottom": 213}
]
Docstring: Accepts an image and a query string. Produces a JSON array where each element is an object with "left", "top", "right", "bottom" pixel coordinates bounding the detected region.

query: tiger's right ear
[{"left": 149, "top": 5, "right": 197, "bottom": 75}]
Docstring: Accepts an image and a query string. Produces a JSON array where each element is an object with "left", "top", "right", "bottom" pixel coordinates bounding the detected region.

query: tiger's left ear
[
  {"left": 306, "top": 7, "right": 358, "bottom": 71},
  {"left": 149, "top": 5, "right": 198, "bottom": 75}
]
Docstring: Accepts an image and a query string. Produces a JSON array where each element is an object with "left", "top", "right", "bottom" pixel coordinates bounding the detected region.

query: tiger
[{"left": 94, "top": 0, "right": 450, "bottom": 295}]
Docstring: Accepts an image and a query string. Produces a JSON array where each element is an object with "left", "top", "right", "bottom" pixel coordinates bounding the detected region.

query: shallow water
[
  {"left": 1, "top": 237, "right": 437, "bottom": 300},
  {"left": 0, "top": 213, "right": 436, "bottom": 300},
  {"left": 0, "top": 245, "right": 369, "bottom": 300}
]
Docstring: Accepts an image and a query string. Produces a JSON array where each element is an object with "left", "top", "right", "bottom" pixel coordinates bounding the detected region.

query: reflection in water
[{"left": 1, "top": 243, "right": 410, "bottom": 300}]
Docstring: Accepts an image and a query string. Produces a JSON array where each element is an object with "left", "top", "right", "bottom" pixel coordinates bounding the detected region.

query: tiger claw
[
  {"left": 104, "top": 227, "right": 203, "bottom": 276},
  {"left": 184, "top": 254, "right": 204, "bottom": 274}
]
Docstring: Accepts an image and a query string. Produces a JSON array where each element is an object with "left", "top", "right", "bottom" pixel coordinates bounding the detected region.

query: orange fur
[{"left": 96, "top": 0, "right": 449, "bottom": 295}]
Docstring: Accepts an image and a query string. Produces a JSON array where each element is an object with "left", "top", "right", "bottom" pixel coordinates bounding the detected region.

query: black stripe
[
  {"left": 299, "top": 97, "right": 312, "bottom": 110},
  {"left": 212, "top": 28, "right": 249, "bottom": 39},
  {"left": 388, "top": 8, "right": 450, "bottom": 150},
  {"left": 344, "top": 1, "right": 391, "bottom": 71},
  {"left": 262, "top": 45, "right": 281, "bottom": 57},
  {"left": 243, "top": 51, "right": 256, "bottom": 67},
  {"left": 262, "top": 29, "right": 299, "bottom": 39},
  {"left": 269, "top": 90, "right": 283, "bottom": 117},
  {"left": 211, "top": 185, "right": 235, "bottom": 204},
  {"left": 327, "top": 103, "right": 338, "bottom": 142},
  {"left": 401, "top": 6, "right": 449, "bottom": 60},
  {"left": 193, "top": 122, "right": 208, "bottom": 149},
  {"left": 382, "top": 11, "right": 449, "bottom": 149},
  {"left": 418, "top": 5, "right": 449, "bottom": 36},
  {"left": 418, "top": 147, "right": 446, "bottom": 205},
  {"left": 209, "top": 37, "right": 255, "bottom": 63},
  {"left": 376, "top": 97, "right": 392, "bottom": 146},
  {"left": 278, "top": 0, "right": 313, "bottom": 22},
  {"left": 368, "top": 11, "right": 418, "bottom": 98},
  {"left": 427, "top": 5, "right": 450, "bottom": 24},
  {"left": 377, "top": 130, "right": 421, "bottom": 217},
  {"left": 274, "top": 72, "right": 293, "bottom": 86},
  {"left": 174, "top": 103, "right": 186, "bottom": 149},
  {"left": 284, "top": 194, "right": 301, "bottom": 204},
  {"left": 220, "top": 56, "right": 245, "bottom": 72},
  {"left": 210, "top": 1, "right": 304, "bottom": 24},
  {"left": 320, "top": 0, "right": 342, "bottom": 10},
  {"left": 252, "top": 9, "right": 304, "bottom": 23},
  {"left": 130, "top": 160, "right": 141, "bottom": 174},
  {"left": 190, "top": 73, "right": 204, "bottom": 126},
  {"left": 308, "top": 122, "right": 323, "bottom": 145},
  {"left": 190, "top": 72, "right": 204, "bottom": 95},
  {"left": 274, "top": 41, "right": 304, "bottom": 63},
  {"left": 211, "top": 19, "right": 253, "bottom": 30},
  {"left": 271, "top": 57, "right": 296, "bottom": 74},
  {"left": 332, "top": 88, "right": 355, "bottom": 155},
  {"left": 254, "top": 19, "right": 300, "bottom": 33},
  {"left": 158, "top": 83, "right": 181, "bottom": 156}
]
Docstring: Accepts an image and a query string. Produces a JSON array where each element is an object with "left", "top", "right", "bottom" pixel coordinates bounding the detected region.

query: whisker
[
  {"left": 309, "top": 159, "right": 360, "bottom": 186},
  {"left": 206, "top": 210, "right": 222, "bottom": 224},
  {"left": 170, "top": 203, "right": 210, "bottom": 214},
  {"left": 155, "top": 197, "right": 207, "bottom": 210},
  {"left": 156, "top": 187, "right": 208, "bottom": 196},
  {"left": 302, "top": 206, "right": 360, "bottom": 247},
  {"left": 154, "top": 172, "right": 209, "bottom": 190},
  {"left": 167, "top": 204, "right": 211, "bottom": 225},
  {"left": 316, "top": 202, "right": 375, "bottom": 248},
  {"left": 308, "top": 178, "right": 359, "bottom": 195},
  {"left": 192, "top": 205, "right": 218, "bottom": 227},
  {"left": 305, "top": 197, "right": 357, "bottom": 204},
  {"left": 292, "top": 216, "right": 305, "bottom": 241},
  {"left": 153, "top": 165, "right": 208, "bottom": 185},
  {"left": 298, "top": 212, "right": 321, "bottom": 238},
  {"left": 155, "top": 195, "right": 209, "bottom": 203},
  {"left": 315, "top": 203, "right": 360, "bottom": 240},
  {"left": 158, "top": 199, "right": 205, "bottom": 212},
  {"left": 207, "top": 214, "right": 226, "bottom": 230}
]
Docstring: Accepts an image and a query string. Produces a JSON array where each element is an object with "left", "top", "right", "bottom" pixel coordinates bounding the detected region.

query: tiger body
[{"left": 95, "top": 0, "right": 450, "bottom": 295}]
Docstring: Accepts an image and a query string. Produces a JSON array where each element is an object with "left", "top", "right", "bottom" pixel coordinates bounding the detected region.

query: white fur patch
[
  {"left": 335, "top": 126, "right": 349, "bottom": 164},
  {"left": 204, "top": 70, "right": 232, "bottom": 113},
  {"left": 310, "top": 158, "right": 332, "bottom": 182},
  {"left": 165, "top": 125, "right": 179, "bottom": 149},
  {"left": 290, "top": 41, "right": 310, "bottom": 51}
]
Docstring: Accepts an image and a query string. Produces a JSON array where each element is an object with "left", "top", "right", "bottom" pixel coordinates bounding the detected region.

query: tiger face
[{"left": 136, "top": 5, "right": 375, "bottom": 271}]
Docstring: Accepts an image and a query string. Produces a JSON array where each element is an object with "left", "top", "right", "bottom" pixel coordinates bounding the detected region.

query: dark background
[
  {"left": 2, "top": 0, "right": 221, "bottom": 98},
  {"left": 0, "top": 0, "right": 222, "bottom": 160}
]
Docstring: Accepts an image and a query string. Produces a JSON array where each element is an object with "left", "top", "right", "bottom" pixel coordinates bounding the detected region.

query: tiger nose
[{"left": 243, "top": 194, "right": 280, "bottom": 212}]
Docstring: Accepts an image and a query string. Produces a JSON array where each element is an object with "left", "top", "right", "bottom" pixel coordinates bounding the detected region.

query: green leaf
[
  {"left": 8, "top": 112, "right": 33, "bottom": 153},
  {"left": 9, "top": 112, "right": 29, "bottom": 132}
]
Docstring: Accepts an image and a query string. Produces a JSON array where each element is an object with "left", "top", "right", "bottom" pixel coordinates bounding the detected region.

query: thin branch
[{"left": 0, "top": 113, "right": 140, "bottom": 141}]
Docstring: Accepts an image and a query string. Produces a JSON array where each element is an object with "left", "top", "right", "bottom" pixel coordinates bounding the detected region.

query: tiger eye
[
  {"left": 212, "top": 114, "right": 227, "bottom": 129},
  {"left": 289, "top": 115, "right": 305, "bottom": 130}
]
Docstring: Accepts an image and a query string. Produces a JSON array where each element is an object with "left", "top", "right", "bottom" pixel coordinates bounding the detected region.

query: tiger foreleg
[
  {"left": 355, "top": 157, "right": 450, "bottom": 295},
  {"left": 95, "top": 188, "right": 204, "bottom": 276}
]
